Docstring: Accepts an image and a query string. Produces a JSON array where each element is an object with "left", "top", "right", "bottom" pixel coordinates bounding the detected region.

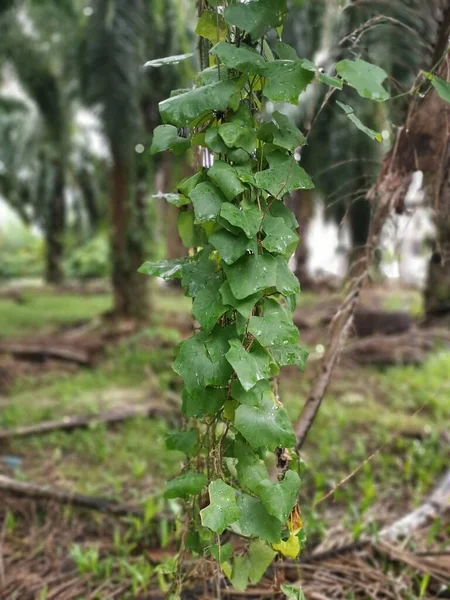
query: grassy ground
[{"left": 0, "top": 285, "right": 448, "bottom": 598}]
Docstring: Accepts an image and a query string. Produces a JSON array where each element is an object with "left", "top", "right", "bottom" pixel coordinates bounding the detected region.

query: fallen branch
[
  {"left": 294, "top": 192, "right": 394, "bottom": 449},
  {"left": 0, "top": 399, "right": 179, "bottom": 442},
  {"left": 0, "top": 343, "right": 93, "bottom": 366},
  {"left": 0, "top": 475, "right": 143, "bottom": 517},
  {"left": 379, "top": 469, "right": 450, "bottom": 541}
]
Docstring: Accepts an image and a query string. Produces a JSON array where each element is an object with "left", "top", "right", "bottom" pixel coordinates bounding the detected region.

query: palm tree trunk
[
  {"left": 45, "top": 162, "right": 65, "bottom": 285},
  {"left": 110, "top": 152, "right": 150, "bottom": 320},
  {"left": 287, "top": 190, "right": 314, "bottom": 289}
]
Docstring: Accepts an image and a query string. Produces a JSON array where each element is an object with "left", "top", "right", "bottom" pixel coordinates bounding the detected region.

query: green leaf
[
  {"left": 269, "top": 345, "right": 308, "bottom": 369},
  {"left": 336, "top": 101, "right": 382, "bottom": 142},
  {"left": 208, "top": 160, "right": 246, "bottom": 201},
  {"left": 236, "top": 451, "right": 271, "bottom": 494},
  {"left": 257, "top": 470, "right": 301, "bottom": 522},
  {"left": 248, "top": 314, "right": 299, "bottom": 346},
  {"left": 268, "top": 199, "right": 298, "bottom": 228},
  {"left": 218, "top": 105, "right": 257, "bottom": 153},
  {"left": 192, "top": 274, "right": 227, "bottom": 333},
  {"left": 210, "top": 229, "right": 257, "bottom": 265},
  {"left": 262, "top": 61, "right": 314, "bottom": 104},
  {"left": 223, "top": 253, "right": 275, "bottom": 300},
  {"left": 318, "top": 72, "right": 343, "bottom": 89},
  {"left": 426, "top": 73, "right": 450, "bottom": 103},
  {"left": 195, "top": 10, "right": 227, "bottom": 43},
  {"left": 150, "top": 125, "right": 190, "bottom": 155},
  {"left": 164, "top": 471, "right": 207, "bottom": 499},
  {"left": 255, "top": 151, "right": 314, "bottom": 198},
  {"left": 159, "top": 78, "right": 243, "bottom": 127},
  {"left": 336, "top": 59, "right": 389, "bottom": 101},
  {"left": 189, "top": 182, "right": 227, "bottom": 223},
  {"left": 204, "top": 324, "right": 237, "bottom": 363},
  {"left": 234, "top": 493, "right": 282, "bottom": 543},
  {"left": 155, "top": 193, "right": 190, "bottom": 208},
  {"left": 275, "top": 256, "right": 300, "bottom": 296},
  {"left": 205, "top": 126, "right": 229, "bottom": 153},
  {"left": 181, "top": 247, "right": 217, "bottom": 297},
  {"left": 178, "top": 171, "right": 206, "bottom": 196},
  {"left": 230, "top": 555, "right": 250, "bottom": 591},
  {"left": 178, "top": 211, "right": 205, "bottom": 248},
  {"left": 200, "top": 479, "right": 240, "bottom": 534},
  {"left": 144, "top": 52, "right": 194, "bottom": 68},
  {"left": 248, "top": 540, "right": 276, "bottom": 584},
  {"left": 220, "top": 281, "right": 260, "bottom": 318},
  {"left": 165, "top": 431, "right": 199, "bottom": 456},
  {"left": 234, "top": 398, "right": 296, "bottom": 450},
  {"left": 225, "top": 339, "right": 271, "bottom": 391},
  {"left": 182, "top": 387, "right": 227, "bottom": 418},
  {"left": 262, "top": 214, "right": 299, "bottom": 254},
  {"left": 138, "top": 258, "right": 186, "bottom": 280},
  {"left": 231, "top": 379, "right": 271, "bottom": 406},
  {"left": 210, "top": 542, "right": 232, "bottom": 564},
  {"left": 224, "top": 0, "right": 287, "bottom": 38},
  {"left": 272, "top": 111, "right": 306, "bottom": 151},
  {"left": 220, "top": 200, "right": 262, "bottom": 239},
  {"left": 174, "top": 332, "right": 232, "bottom": 393},
  {"left": 210, "top": 42, "right": 266, "bottom": 74},
  {"left": 262, "top": 298, "right": 291, "bottom": 321},
  {"left": 274, "top": 41, "right": 298, "bottom": 61},
  {"left": 281, "top": 584, "right": 306, "bottom": 600}
]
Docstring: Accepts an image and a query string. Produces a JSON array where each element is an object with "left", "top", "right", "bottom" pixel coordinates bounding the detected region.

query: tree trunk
[
  {"left": 110, "top": 152, "right": 150, "bottom": 321},
  {"left": 424, "top": 159, "right": 450, "bottom": 317},
  {"left": 287, "top": 190, "right": 314, "bottom": 289},
  {"left": 372, "top": 5, "right": 450, "bottom": 317},
  {"left": 45, "top": 162, "right": 65, "bottom": 285}
]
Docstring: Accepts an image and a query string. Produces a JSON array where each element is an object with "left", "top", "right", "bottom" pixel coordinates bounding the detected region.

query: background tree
[{"left": 83, "top": 0, "right": 191, "bottom": 320}]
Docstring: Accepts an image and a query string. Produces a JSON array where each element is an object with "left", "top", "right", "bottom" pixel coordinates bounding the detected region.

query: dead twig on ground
[
  {"left": 0, "top": 397, "right": 179, "bottom": 442},
  {"left": 0, "top": 475, "right": 144, "bottom": 517},
  {"left": 0, "top": 343, "right": 94, "bottom": 366}
]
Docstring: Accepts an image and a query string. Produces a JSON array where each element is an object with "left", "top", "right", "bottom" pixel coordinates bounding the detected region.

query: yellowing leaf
[{"left": 272, "top": 533, "right": 300, "bottom": 559}]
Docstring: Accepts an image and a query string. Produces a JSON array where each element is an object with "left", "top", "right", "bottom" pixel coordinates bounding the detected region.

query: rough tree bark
[
  {"left": 374, "top": 5, "right": 450, "bottom": 318},
  {"left": 45, "top": 161, "right": 66, "bottom": 285},
  {"left": 110, "top": 151, "right": 150, "bottom": 320},
  {"left": 287, "top": 190, "right": 314, "bottom": 289}
]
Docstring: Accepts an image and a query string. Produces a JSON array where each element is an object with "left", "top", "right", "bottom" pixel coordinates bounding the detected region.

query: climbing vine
[{"left": 140, "top": 0, "right": 393, "bottom": 595}]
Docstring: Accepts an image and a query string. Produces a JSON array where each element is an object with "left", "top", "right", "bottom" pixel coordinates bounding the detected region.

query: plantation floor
[{"left": 0, "top": 284, "right": 448, "bottom": 599}]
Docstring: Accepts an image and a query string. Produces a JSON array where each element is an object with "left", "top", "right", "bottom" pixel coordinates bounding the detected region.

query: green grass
[{"left": 0, "top": 291, "right": 112, "bottom": 337}]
